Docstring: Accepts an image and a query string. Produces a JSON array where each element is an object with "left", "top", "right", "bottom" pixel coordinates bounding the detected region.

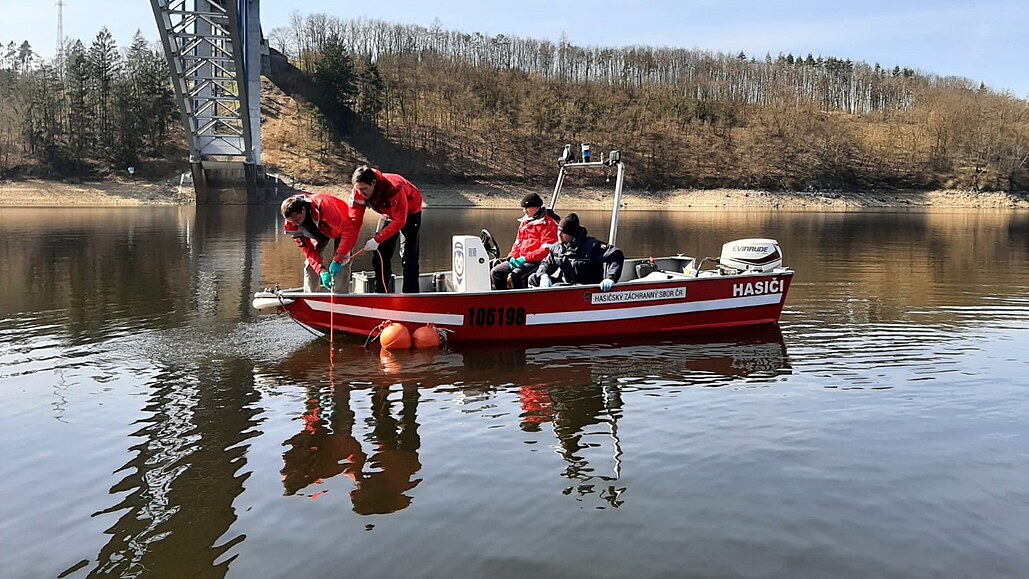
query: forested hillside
[
  {"left": 0, "top": 30, "right": 181, "bottom": 180},
  {"left": 3, "top": 15, "right": 1027, "bottom": 192}
]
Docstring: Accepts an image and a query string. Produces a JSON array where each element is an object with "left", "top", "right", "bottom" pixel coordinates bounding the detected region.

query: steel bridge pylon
[{"left": 151, "top": 0, "right": 265, "bottom": 203}]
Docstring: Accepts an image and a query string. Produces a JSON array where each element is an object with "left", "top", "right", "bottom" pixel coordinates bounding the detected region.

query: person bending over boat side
[
  {"left": 491, "top": 192, "right": 560, "bottom": 290},
  {"left": 343, "top": 166, "right": 424, "bottom": 293},
  {"left": 528, "top": 213, "right": 624, "bottom": 292},
  {"left": 281, "top": 193, "right": 359, "bottom": 294}
]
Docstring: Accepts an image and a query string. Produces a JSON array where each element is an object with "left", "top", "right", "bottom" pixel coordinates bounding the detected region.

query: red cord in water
[{"left": 328, "top": 247, "right": 368, "bottom": 354}]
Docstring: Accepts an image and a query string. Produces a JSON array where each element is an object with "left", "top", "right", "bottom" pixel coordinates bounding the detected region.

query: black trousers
[
  {"left": 372, "top": 212, "right": 422, "bottom": 293},
  {"left": 491, "top": 260, "right": 541, "bottom": 290}
]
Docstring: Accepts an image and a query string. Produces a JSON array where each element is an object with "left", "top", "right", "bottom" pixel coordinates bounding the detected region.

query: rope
[
  {"left": 364, "top": 320, "right": 391, "bottom": 350},
  {"left": 326, "top": 246, "right": 367, "bottom": 351},
  {"left": 349, "top": 243, "right": 390, "bottom": 293},
  {"left": 435, "top": 326, "right": 454, "bottom": 349},
  {"left": 276, "top": 242, "right": 388, "bottom": 351},
  {"left": 379, "top": 250, "right": 390, "bottom": 293}
]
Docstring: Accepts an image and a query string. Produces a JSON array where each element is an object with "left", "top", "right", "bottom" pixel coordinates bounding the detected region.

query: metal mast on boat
[{"left": 549, "top": 145, "right": 625, "bottom": 246}]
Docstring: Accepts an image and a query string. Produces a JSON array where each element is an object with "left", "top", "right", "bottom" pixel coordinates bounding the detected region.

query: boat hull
[{"left": 255, "top": 271, "right": 793, "bottom": 345}]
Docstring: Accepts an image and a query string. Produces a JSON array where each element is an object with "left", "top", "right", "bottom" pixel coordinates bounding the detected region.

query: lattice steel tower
[
  {"left": 56, "top": 0, "right": 65, "bottom": 77},
  {"left": 151, "top": 0, "right": 264, "bottom": 202}
]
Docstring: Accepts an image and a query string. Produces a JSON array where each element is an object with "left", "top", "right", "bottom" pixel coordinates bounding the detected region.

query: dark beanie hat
[
  {"left": 559, "top": 213, "right": 583, "bottom": 236},
  {"left": 520, "top": 192, "right": 544, "bottom": 208}
]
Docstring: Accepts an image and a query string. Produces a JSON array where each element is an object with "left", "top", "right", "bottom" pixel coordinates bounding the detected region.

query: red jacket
[
  {"left": 343, "top": 169, "right": 423, "bottom": 253},
  {"left": 509, "top": 208, "right": 559, "bottom": 263},
  {"left": 283, "top": 193, "right": 358, "bottom": 273}
]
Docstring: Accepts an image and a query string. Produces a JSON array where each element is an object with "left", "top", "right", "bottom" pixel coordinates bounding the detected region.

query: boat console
[{"left": 451, "top": 235, "right": 492, "bottom": 292}]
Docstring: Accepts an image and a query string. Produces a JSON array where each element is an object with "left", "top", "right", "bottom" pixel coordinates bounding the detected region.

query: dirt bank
[
  {"left": 2, "top": 178, "right": 1027, "bottom": 210},
  {"left": 0, "top": 178, "right": 191, "bottom": 206}
]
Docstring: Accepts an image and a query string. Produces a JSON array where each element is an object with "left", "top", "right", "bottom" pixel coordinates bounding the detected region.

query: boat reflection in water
[{"left": 274, "top": 325, "right": 790, "bottom": 513}]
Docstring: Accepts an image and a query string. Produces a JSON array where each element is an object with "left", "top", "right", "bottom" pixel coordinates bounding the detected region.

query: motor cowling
[{"left": 719, "top": 239, "right": 783, "bottom": 273}]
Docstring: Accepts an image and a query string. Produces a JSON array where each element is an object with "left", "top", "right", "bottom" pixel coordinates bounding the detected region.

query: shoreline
[
  {"left": 2, "top": 177, "right": 1028, "bottom": 210},
  {"left": 0, "top": 178, "right": 193, "bottom": 207}
]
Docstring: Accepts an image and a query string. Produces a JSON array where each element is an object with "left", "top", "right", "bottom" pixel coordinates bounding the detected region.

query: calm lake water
[{"left": 1, "top": 205, "right": 1028, "bottom": 578}]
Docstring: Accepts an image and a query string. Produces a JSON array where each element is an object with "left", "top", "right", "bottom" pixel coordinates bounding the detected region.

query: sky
[{"left": 1, "top": 0, "right": 1026, "bottom": 97}]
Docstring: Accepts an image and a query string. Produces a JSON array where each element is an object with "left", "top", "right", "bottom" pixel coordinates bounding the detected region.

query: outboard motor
[{"left": 719, "top": 238, "right": 783, "bottom": 273}]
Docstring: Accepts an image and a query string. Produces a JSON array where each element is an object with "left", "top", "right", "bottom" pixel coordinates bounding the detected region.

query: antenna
[{"left": 56, "top": 0, "right": 65, "bottom": 77}]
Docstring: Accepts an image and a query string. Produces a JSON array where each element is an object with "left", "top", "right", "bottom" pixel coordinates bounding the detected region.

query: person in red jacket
[
  {"left": 281, "top": 193, "right": 359, "bottom": 293},
  {"left": 491, "top": 192, "right": 559, "bottom": 290},
  {"left": 344, "top": 166, "right": 424, "bottom": 293}
]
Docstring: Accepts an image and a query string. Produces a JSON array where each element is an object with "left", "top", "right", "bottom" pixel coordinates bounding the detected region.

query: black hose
[{"left": 277, "top": 291, "right": 330, "bottom": 343}]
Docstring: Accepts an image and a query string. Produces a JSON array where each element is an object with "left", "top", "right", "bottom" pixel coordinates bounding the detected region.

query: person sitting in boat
[
  {"left": 341, "top": 166, "right": 424, "bottom": 293},
  {"left": 528, "top": 213, "right": 624, "bottom": 292},
  {"left": 281, "top": 192, "right": 359, "bottom": 294},
  {"left": 490, "top": 192, "right": 560, "bottom": 290}
]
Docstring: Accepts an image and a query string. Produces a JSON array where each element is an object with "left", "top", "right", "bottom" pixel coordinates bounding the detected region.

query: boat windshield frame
[{"left": 546, "top": 154, "right": 626, "bottom": 246}]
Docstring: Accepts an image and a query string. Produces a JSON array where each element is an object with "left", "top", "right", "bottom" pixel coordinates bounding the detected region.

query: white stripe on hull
[
  {"left": 305, "top": 302, "right": 465, "bottom": 326},
  {"left": 526, "top": 293, "right": 783, "bottom": 325}
]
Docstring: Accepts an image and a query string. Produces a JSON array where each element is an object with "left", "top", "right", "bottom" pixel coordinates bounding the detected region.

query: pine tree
[
  {"left": 314, "top": 35, "right": 358, "bottom": 123},
  {"left": 65, "top": 40, "right": 92, "bottom": 155},
  {"left": 17, "top": 41, "right": 33, "bottom": 73},
  {"left": 357, "top": 58, "right": 385, "bottom": 121},
  {"left": 87, "top": 28, "right": 121, "bottom": 158}
]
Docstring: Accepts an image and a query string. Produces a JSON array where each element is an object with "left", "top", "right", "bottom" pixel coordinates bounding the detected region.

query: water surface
[{"left": 1, "top": 206, "right": 1027, "bottom": 578}]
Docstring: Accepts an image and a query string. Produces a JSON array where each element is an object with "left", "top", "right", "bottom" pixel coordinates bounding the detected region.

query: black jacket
[{"left": 530, "top": 229, "right": 624, "bottom": 286}]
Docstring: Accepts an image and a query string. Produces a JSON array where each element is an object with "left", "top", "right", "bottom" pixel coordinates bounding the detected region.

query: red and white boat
[{"left": 253, "top": 148, "right": 793, "bottom": 345}]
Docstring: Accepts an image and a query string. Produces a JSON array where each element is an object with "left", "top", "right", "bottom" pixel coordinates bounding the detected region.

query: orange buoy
[
  {"left": 412, "top": 323, "right": 441, "bottom": 349},
  {"left": 379, "top": 322, "right": 411, "bottom": 350}
]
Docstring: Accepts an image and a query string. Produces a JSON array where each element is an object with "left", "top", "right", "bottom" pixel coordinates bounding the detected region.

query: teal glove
[
  {"left": 509, "top": 256, "right": 527, "bottom": 268},
  {"left": 328, "top": 254, "right": 349, "bottom": 276},
  {"left": 320, "top": 271, "right": 334, "bottom": 289}
]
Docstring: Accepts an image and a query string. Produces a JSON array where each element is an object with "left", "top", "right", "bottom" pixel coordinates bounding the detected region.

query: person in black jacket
[{"left": 528, "top": 213, "right": 624, "bottom": 291}]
